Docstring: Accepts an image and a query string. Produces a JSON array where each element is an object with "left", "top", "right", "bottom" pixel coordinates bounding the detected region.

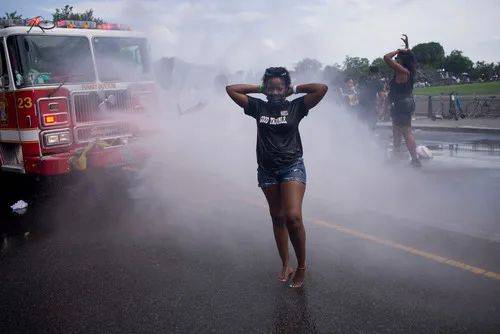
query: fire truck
[{"left": 0, "top": 18, "right": 155, "bottom": 175}]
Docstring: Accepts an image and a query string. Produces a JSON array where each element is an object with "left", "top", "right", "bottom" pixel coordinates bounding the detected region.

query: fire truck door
[{"left": 0, "top": 40, "right": 23, "bottom": 171}]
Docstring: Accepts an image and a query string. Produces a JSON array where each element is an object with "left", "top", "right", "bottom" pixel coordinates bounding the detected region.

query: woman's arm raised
[
  {"left": 297, "top": 83, "right": 328, "bottom": 110},
  {"left": 226, "top": 84, "right": 261, "bottom": 109},
  {"left": 384, "top": 49, "right": 410, "bottom": 83}
]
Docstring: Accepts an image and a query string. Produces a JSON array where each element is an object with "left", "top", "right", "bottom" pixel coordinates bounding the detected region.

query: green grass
[{"left": 414, "top": 81, "right": 500, "bottom": 96}]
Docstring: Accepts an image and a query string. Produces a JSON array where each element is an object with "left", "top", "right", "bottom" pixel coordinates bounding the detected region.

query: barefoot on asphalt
[
  {"left": 279, "top": 266, "right": 294, "bottom": 282},
  {"left": 289, "top": 267, "right": 306, "bottom": 288}
]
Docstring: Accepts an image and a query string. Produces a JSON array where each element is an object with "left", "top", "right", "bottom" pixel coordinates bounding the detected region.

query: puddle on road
[
  {"left": 421, "top": 140, "right": 500, "bottom": 169},
  {"left": 426, "top": 140, "right": 500, "bottom": 155}
]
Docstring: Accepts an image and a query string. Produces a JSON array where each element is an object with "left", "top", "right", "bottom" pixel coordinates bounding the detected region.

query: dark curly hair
[
  {"left": 396, "top": 50, "right": 417, "bottom": 76},
  {"left": 262, "top": 67, "right": 291, "bottom": 89}
]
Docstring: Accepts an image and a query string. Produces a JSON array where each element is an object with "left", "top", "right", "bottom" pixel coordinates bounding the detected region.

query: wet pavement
[
  {"left": 377, "top": 117, "right": 500, "bottom": 134},
  {"left": 1, "top": 130, "right": 500, "bottom": 333}
]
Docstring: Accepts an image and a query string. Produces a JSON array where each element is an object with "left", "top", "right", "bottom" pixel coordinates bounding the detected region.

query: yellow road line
[
  {"left": 243, "top": 198, "right": 500, "bottom": 281},
  {"left": 313, "top": 219, "right": 500, "bottom": 282}
]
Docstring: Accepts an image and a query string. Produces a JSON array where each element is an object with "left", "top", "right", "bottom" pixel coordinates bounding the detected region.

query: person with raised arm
[{"left": 384, "top": 35, "right": 421, "bottom": 167}]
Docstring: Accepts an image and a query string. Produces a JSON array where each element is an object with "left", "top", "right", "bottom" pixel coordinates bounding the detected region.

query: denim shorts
[{"left": 257, "top": 158, "right": 307, "bottom": 188}]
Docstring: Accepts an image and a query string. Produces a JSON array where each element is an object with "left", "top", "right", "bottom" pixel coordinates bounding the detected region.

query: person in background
[
  {"left": 339, "top": 78, "right": 359, "bottom": 111},
  {"left": 384, "top": 47, "right": 421, "bottom": 167},
  {"left": 378, "top": 78, "right": 390, "bottom": 121},
  {"left": 358, "top": 66, "right": 384, "bottom": 129}
]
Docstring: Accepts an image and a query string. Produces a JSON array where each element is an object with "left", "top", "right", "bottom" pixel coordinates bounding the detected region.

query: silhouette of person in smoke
[
  {"left": 226, "top": 67, "right": 327, "bottom": 288},
  {"left": 358, "top": 66, "right": 384, "bottom": 129}
]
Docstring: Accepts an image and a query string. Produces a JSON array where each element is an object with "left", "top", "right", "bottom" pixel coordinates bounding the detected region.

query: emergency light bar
[
  {"left": 56, "top": 20, "right": 98, "bottom": 29},
  {"left": 0, "top": 18, "right": 131, "bottom": 31},
  {"left": 56, "top": 20, "right": 131, "bottom": 31}
]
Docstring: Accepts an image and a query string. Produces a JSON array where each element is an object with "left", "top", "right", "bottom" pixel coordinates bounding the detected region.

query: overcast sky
[{"left": 3, "top": 0, "right": 500, "bottom": 71}]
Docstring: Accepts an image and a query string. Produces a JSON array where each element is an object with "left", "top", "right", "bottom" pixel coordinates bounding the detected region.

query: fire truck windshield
[
  {"left": 7, "top": 35, "right": 95, "bottom": 88},
  {"left": 93, "top": 37, "right": 151, "bottom": 82}
]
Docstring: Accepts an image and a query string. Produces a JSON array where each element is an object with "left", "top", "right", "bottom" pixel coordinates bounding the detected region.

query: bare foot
[
  {"left": 278, "top": 266, "right": 294, "bottom": 282},
  {"left": 289, "top": 267, "right": 306, "bottom": 288}
]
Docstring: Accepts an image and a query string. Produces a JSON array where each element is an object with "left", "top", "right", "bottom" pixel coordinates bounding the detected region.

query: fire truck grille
[
  {"left": 75, "top": 122, "right": 133, "bottom": 143},
  {"left": 72, "top": 90, "right": 131, "bottom": 123}
]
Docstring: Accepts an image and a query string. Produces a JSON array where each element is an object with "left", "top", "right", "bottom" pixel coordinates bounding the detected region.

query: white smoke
[{"left": 63, "top": 0, "right": 500, "bottom": 244}]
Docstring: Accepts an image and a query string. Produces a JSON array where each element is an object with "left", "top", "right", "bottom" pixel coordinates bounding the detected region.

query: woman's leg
[
  {"left": 262, "top": 185, "right": 293, "bottom": 281},
  {"left": 401, "top": 126, "right": 418, "bottom": 161},
  {"left": 392, "top": 122, "right": 403, "bottom": 155},
  {"left": 280, "top": 181, "right": 306, "bottom": 287}
]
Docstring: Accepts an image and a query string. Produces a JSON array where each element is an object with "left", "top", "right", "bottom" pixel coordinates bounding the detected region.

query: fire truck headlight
[
  {"left": 58, "top": 132, "right": 71, "bottom": 144},
  {"left": 45, "top": 133, "right": 60, "bottom": 145},
  {"left": 43, "top": 130, "right": 72, "bottom": 147}
]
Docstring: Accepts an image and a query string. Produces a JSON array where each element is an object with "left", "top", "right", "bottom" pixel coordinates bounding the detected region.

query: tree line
[
  {"left": 2, "top": 5, "right": 102, "bottom": 25},
  {"left": 294, "top": 41, "right": 499, "bottom": 87}
]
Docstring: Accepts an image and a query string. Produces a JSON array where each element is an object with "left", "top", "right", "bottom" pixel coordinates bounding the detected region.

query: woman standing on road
[
  {"left": 226, "top": 67, "right": 328, "bottom": 288},
  {"left": 384, "top": 39, "right": 421, "bottom": 167}
]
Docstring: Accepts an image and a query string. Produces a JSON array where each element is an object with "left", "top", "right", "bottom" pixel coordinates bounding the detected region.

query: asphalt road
[{"left": 1, "top": 130, "right": 500, "bottom": 333}]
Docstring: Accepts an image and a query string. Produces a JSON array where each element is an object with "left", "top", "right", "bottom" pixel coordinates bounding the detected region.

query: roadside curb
[{"left": 376, "top": 123, "right": 500, "bottom": 134}]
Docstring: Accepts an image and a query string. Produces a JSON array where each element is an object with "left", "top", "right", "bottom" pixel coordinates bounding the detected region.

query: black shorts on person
[{"left": 390, "top": 97, "right": 415, "bottom": 127}]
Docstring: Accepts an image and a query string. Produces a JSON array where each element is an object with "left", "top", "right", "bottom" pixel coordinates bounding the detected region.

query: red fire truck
[{"left": 0, "top": 19, "right": 155, "bottom": 175}]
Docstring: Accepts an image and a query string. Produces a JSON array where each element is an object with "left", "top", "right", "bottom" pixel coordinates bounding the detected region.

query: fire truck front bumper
[{"left": 25, "top": 143, "right": 149, "bottom": 176}]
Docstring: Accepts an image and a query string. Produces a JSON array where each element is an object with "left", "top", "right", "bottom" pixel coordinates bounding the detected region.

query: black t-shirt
[
  {"left": 244, "top": 96, "right": 309, "bottom": 171},
  {"left": 389, "top": 72, "right": 414, "bottom": 103}
]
